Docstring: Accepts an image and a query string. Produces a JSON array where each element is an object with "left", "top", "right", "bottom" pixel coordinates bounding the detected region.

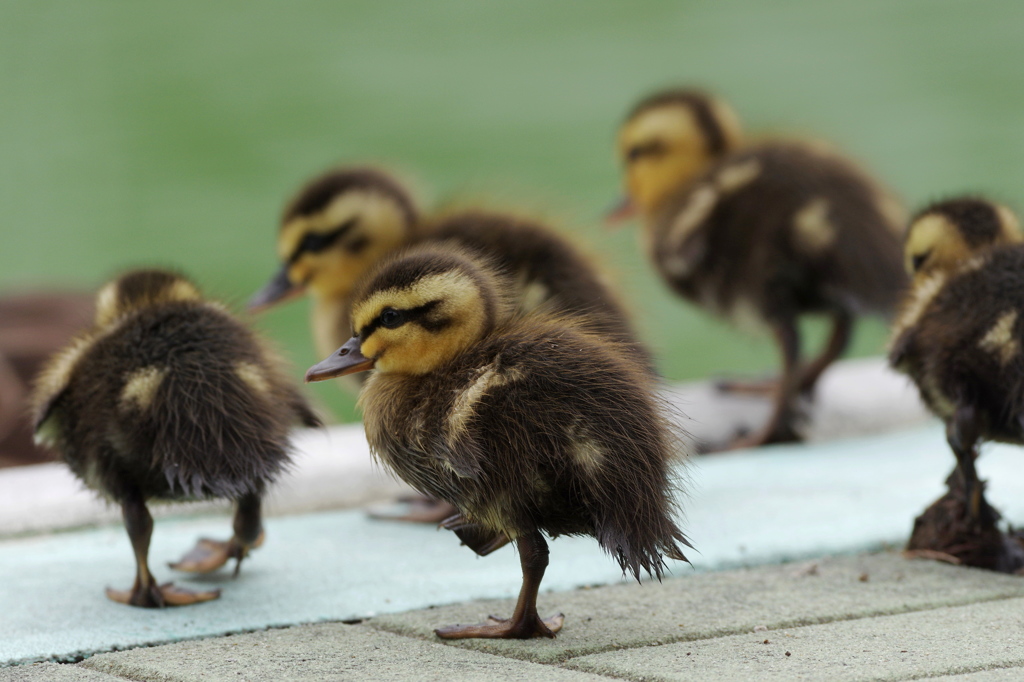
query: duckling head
[
  {"left": 250, "top": 167, "right": 418, "bottom": 311},
  {"left": 94, "top": 269, "right": 201, "bottom": 328},
  {"left": 611, "top": 88, "right": 742, "bottom": 222},
  {"left": 305, "top": 248, "right": 507, "bottom": 380},
  {"left": 904, "top": 198, "right": 1022, "bottom": 276}
]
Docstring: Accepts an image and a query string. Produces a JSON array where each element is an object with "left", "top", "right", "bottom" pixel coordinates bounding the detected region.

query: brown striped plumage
[
  {"left": 890, "top": 198, "right": 1024, "bottom": 570},
  {"left": 253, "top": 166, "right": 654, "bottom": 523},
  {"left": 306, "top": 247, "right": 689, "bottom": 639},
  {"left": 253, "top": 166, "right": 650, "bottom": 368},
  {"left": 32, "top": 269, "right": 320, "bottom": 607},
  {"left": 615, "top": 88, "right": 907, "bottom": 448}
]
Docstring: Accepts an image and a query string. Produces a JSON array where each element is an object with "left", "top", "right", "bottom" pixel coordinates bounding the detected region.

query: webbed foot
[
  {"left": 435, "top": 613, "right": 564, "bottom": 639},
  {"left": 169, "top": 531, "right": 264, "bottom": 577},
  {"left": 105, "top": 581, "right": 220, "bottom": 608}
]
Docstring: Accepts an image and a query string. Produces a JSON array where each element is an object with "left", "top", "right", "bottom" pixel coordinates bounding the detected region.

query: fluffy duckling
[
  {"left": 889, "top": 198, "right": 1024, "bottom": 525},
  {"left": 252, "top": 166, "right": 647, "bottom": 365},
  {"left": 612, "top": 88, "right": 908, "bottom": 448},
  {"left": 252, "top": 167, "right": 651, "bottom": 522},
  {"left": 305, "top": 246, "right": 689, "bottom": 639},
  {"left": 32, "top": 270, "right": 320, "bottom": 607}
]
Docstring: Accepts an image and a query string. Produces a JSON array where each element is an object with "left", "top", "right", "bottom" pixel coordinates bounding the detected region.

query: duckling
[
  {"left": 305, "top": 246, "right": 689, "bottom": 639},
  {"left": 889, "top": 198, "right": 1024, "bottom": 527},
  {"left": 251, "top": 166, "right": 648, "bottom": 365},
  {"left": 31, "top": 269, "right": 320, "bottom": 607},
  {"left": 252, "top": 166, "right": 651, "bottom": 521},
  {"left": 612, "top": 88, "right": 908, "bottom": 448}
]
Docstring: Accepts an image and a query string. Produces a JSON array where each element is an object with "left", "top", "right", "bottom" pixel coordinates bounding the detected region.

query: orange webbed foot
[
  {"left": 435, "top": 613, "right": 564, "bottom": 640},
  {"left": 105, "top": 581, "right": 221, "bottom": 608}
]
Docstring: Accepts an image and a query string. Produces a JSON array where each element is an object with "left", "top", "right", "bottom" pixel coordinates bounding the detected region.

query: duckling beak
[
  {"left": 305, "top": 337, "right": 375, "bottom": 382},
  {"left": 603, "top": 196, "right": 636, "bottom": 227},
  {"left": 248, "top": 266, "right": 304, "bottom": 312}
]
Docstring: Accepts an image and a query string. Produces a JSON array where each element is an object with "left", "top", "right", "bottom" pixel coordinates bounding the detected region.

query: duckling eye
[
  {"left": 626, "top": 141, "right": 667, "bottom": 163},
  {"left": 296, "top": 218, "right": 358, "bottom": 257},
  {"left": 379, "top": 307, "right": 405, "bottom": 329},
  {"left": 912, "top": 251, "right": 931, "bottom": 272}
]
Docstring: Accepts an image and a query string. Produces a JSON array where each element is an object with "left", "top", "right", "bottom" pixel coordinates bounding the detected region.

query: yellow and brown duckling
[
  {"left": 889, "top": 198, "right": 1024, "bottom": 570},
  {"left": 305, "top": 246, "right": 690, "bottom": 639},
  {"left": 252, "top": 166, "right": 652, "bottom": 521},
  {"left": 612, "top": 88, "right": 908, "bottom": 448},
  {"left": 31, "top": 269, "right": 320, "bottom": 607},
  {"left": 252, "top": 165, "right": 648, "bottom": 366}
]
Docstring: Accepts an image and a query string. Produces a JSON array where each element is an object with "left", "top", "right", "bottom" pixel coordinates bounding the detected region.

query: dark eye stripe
[
  {"left": 287, "top": 218, "right": 358, "bottom": 264},
  {"left": 358, "top": 299, "right": 442, "bottom": 339},
  {"left": 626, "top": 141, "right": 668, "bottom": 162}
]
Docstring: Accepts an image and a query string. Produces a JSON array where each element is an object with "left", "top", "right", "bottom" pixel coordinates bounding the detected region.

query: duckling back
[
  {"left": 651, "top": 142, "right": 907, "bottom": 323},
  {"left": 890, "top": 244, "right": 1024, "bottom": 439},
  {"left": 34, "top": 272, "right": 317, "bottom": 503},
  {"left": 419, "top": 211, "right": 652, "bottom": 369}
]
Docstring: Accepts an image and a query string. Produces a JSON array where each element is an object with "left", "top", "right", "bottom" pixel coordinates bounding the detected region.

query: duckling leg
[
  {"left": 716, "top": 311, "right": 852, "bottom": 398},
  {"left": 946, "top": 405, "right": 984, "bottom": 521},
  {"left": 435, "top": 530, "right": 564, "bottom": 639},
  {"left": 169, "top": 492, "right": 264, "bottom": 576},
  {"left": 726, "top": 319, "right": 804, "bottom": 449},
  {"left": 106, "top": 492, "right": 221, "bottom": 607},
  {"left": 440, "top": 513, "right": 512, "bottom": 556},
  {"left": 796, "top": 310, "right": 853, "bottom": 396}
]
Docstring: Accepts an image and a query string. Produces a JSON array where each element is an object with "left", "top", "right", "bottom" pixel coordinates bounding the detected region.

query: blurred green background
[{"left": 2, "top": 1, "right": 1022, "bottom": 422}]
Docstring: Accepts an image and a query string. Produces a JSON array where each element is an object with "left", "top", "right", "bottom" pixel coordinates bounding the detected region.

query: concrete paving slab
[
  {"left": 565, "top": 597, "right": 1024, "bottom": 682},
  {"left": 7, "top": 421, "right": 1024, "bottom": 666},
  {"left": 368, "top": 552, "right": 1024, "bottom": 664},
  {"left": 80, "top": 623, "right": 607, "bottom": 682},
  {"left": 0, "top": 663, "right": 118, "bottom": 681},
  {"left": 0, "top": 508, "right": 625, "bottom": 666},
  {"left": 926, "top": 668, "right": 1024, "bottom": 681}
]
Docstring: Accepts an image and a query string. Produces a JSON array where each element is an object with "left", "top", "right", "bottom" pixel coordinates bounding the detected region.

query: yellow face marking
[
  {"left": 95, "top": 279, "right": 201, "bottom": 328},
  {"left": 235, "top": 362, "right": 271, "bottom": 395},
  {"left": 978, "top": 310, "right": 1020, "bottom": 365},
  {"left": 618, "top": 106, "right": 710, "bottom": 217},
  {"left": 904, "top": 214, "right": 970, "bottom": 275},
  {"left": 120, "top": 366, "right": 169, "bottom": 411},
  {"left": 352, "top": 271, "right": 487, "bottom": 375},
  {"left": 792, "top": 198, "right": 837, "bottom": 254},
  {"left": 277, "top": 191, "right": 409, "bottom": 301}
]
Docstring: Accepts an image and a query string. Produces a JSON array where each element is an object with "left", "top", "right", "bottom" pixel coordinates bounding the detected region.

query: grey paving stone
[
  {"left": 80, "top": 623, "right": 607, "bottom": 682},
  {"left": 0, "top": 663, "right": 119, "bottom": 681},
  {"left": 925, "top": 668, "right": 1024, "bottom": 681},
  {"left": 368, "top": 552, "right": 1024, "bottom": 664},
  {"left": 566, "top": 597, "right": 1024, "bottom": 682}
]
